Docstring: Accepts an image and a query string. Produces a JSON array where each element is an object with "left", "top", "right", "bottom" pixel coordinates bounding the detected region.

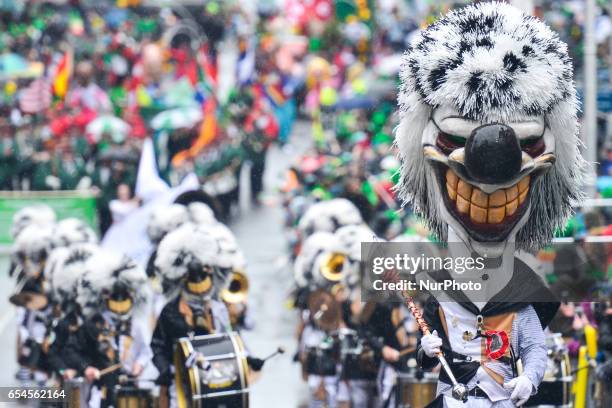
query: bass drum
[
  {"left": 396, "top": 371, "right": 438, "bottom": 408},
  {"left": 174, "top": 332, "right": 249, "bottom": 408},
  {"left": 524, "top": 333, "right": 571, "bottom": 407}
]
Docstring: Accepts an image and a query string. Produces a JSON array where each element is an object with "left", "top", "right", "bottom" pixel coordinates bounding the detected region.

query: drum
[
  {"left": 524, "top": 333, "right": 572, "bottom": 407},
  {"left": 115, "top": 386, "right": 152, "bottom": 408},
  {"left": 64, "top": 378, "right": 87, "bottom": 408},
  {"left": 304, "top": 336, "right": 337, "bottom": 376},
  {"left": 174, "top": 332, "right": 249, "bottom": 408},
  {"left": 396, "top": 371, "right": 438, "bottom": 408},
  {"left": 333, "top": 328, "right": 377, "bottom": 380}
]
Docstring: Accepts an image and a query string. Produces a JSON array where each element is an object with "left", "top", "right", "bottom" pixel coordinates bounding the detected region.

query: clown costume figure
[{"left": 394, "top": 3, "right": 588, "bottom": 408}]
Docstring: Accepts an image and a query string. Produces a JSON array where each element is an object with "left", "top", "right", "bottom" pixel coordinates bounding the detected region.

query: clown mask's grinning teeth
[{"left": 445, "top": 169, "right": 530, "bottom": 225}]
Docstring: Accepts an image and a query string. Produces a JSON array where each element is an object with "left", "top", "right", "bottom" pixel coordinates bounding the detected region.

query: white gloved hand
[
  {"left": 421, "top": 330, "right": 443, "bottom": 358},
  {"left": 503, "top": 375, "right": 534, "bottom": 406}
]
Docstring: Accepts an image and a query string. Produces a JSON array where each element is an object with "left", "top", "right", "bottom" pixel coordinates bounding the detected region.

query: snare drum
[
  {"left": 334, "top": 328, "right": 377, "bottom": 380},
  {"left": 396, "top": 371, "right": 438, "bottom": 408},
  {"left": 115, "top": 386, "right": 152, "bottom": 408},
  {"left": 305, "top": 336, "right": 337, "bottom": 376},
  {"left": 174, "top": 332, "right": 249, "bottom": 408},
  {"left": 524, "top": 333, "right": 571, "bottom": 407}
]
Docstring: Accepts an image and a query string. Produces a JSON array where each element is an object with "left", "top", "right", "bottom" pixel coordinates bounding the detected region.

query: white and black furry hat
[
  {"left": 334, "top": 224, "right": 377, "bottom": 262},
  {"left": 46, "top": 243, "right": 99, "bottom": 306},
  {"left": 396, "top": 2, "right": 588, "bottom": 250},
  {"left": 205, "top": 222, "right": 246, "bottom": 272},
  {"left": 147, "top": 204, "right": 189, "bottom": 244},
  {"left": 187, "top": 202, "right": 217, "bottom": 226},
  {"left": 77, "top": 249, "right": 149, "bottom": 317},
  {"left": 294, "top": 231, "right": 348, "bottom": 288},
  {"left": 334, "top": 225, "right": 377, "bottom": 289},
  {"left": 11, "top": 224, "right": 55, "bottom": 277},
  {"left": 11, "top": 204, "right": 56, "bottom": 240},
  {"left": 298, "top": 198, "right": 363, "bottom": 237},
  {"left": 154, "top": 223, "right": 228, "bottom": 297},
  {"left": 51, "top": 218, "right": 98, "bottom": 249}
]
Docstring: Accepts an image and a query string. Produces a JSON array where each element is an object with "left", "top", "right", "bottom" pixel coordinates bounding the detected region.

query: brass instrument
[
  {"left": 320, "top": 252, "right": 346, "bottom": 283},
  {"left": 221, "top": 271, "right": 249, "bottom": 304}
]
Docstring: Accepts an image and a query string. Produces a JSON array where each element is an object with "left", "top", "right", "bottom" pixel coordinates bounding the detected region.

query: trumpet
[{"left": 221, "top": 271, "right": 249, "bottom": 304}]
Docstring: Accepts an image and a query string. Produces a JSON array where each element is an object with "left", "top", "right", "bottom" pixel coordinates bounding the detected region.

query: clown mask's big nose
[{"left": 464, "top": 124, "right": 521, "bottom": 184}]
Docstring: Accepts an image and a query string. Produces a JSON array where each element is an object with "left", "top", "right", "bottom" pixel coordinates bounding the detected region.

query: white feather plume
[
  {"left": 51, "top": 218, "right": 98, "bottom": 249},
  {"left": 11, "top": 205, "right": 56, "bottom": 240},
  {"left": 146, "top": 204, "right": 189, "bottom": 244}
]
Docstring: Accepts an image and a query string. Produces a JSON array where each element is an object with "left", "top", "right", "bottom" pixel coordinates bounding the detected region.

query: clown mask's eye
[
  {"left": 436, "top": 131, "right": 466, "bottom": 155},
  {"left": 520, "top": 136, "right": 545, "bottom": 158}
]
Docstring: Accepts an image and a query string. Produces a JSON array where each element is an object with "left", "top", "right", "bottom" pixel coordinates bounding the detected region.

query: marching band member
[
  {"left": 150, "top": 223, "right": 263, "bottom": 407},
  {"left": 46, "top": 243, "right": 100, "bottom": 382},
  {"left": 394, "top": 3, "right": 586, "bottom": 406},
  {"left": 335, "top": 225, "right": 419, "bottom": 408},
  {"left": 294, "top": 231, "right": 350, "bottom": 408},
  {"left": 71, "top": 249, "right": 152, "bottom": 408},
  {"left": 10, "top": 223, "right": 55, "bottom": 384}
]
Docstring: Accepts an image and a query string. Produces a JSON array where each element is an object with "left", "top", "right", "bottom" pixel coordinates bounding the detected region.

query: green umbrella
[
  {"left": 151, "top": 106, "right": 203, "bottom": 131},
  {"left": 86, "top": 115, "right": 131, "bottom": 143}
]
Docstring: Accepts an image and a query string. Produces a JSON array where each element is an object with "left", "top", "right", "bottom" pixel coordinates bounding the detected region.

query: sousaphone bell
[
  {"left": 320, "top": 252, "right": 346, "bottom": 283},
  {"left": 221, "top": 271, "right": 249, "bottom": 304}
]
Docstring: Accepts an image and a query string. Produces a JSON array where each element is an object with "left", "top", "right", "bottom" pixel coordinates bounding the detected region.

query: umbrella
[
  {"left": 334, "top": 96, "right": 376, "bottom": 111},
  {"left": 151, "top": 106, "right": 203, "bottom": 130},
  {"left": 0, "top": 53, "right": 43, "bottom": 80},
  {"left": 86, "top": 115, "right": 131, "bottom": 143},
  {"left": 97, "top": 148, "right": 138, "bottom": 164}
]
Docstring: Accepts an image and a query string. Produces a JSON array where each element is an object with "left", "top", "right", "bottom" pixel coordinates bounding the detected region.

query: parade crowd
[{"left": 2, "top": 1, "right": 612, "bottom": 408}]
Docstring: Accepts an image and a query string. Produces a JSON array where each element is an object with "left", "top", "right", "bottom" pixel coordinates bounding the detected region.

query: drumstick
[
  {"left": 262, "top": 347, "right": 285, "bottom": 362},
  {"left": 98, "top": 363, "right": 123, "bottom": 378},
  {"left": 313, "top": 304, "right": 328, "bottom": 321}
]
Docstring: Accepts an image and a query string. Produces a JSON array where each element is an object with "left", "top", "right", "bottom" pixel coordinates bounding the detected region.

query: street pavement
[{"left": 234, "top": 121, "right": 312, "bottom": 407}]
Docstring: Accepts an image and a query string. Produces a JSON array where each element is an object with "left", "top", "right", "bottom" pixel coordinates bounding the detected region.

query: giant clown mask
[{"left": 395, "top": 2, "right": 588, "bottom": 256}]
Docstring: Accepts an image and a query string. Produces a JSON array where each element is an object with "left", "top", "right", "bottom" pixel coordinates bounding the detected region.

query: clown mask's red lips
[{"left": 442, "top": 168, "right": 530, "bottom": 239}]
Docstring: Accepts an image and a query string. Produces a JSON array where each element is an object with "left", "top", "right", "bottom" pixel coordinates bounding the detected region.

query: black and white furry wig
[
  {"left": 395, "top": 2, "right": 588, "bottom": 251},
  {"left": 46, "top": 243, "right": 99, "bottom": 306},
  {"left": 298, "top": 198, "right": 363, "bottom": 238},
  {"left": 187, "top": 202, "right": 217, "bottom": 226},
  {"left": 205, "top": 222, "right": 246, "bottom": 272},
  {"left": 146, "top": 204, "right": 189, "bottom": 244},
  {"left": 294, "top": 231, "right": 348, "bottom": 289},
  {"left": 76, "top": 249, "right": 149, "bottom": 317},
  {"left": 51, "top": 218, "right": 98, "bottom": 249},
  {"left": 334, "top": 225, "right": 377, "bottom": 290},
  {"left": 11, "top": 204, "right": 56, "bottom": 240},
  {"left": 154, "top": 223, "right": 229, "bottom": 298},
  {"left": 11, "top": 224, "right": 55, "bottom": 277}
]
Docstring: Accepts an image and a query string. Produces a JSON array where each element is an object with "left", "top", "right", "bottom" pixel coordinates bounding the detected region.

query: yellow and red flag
[{"left": 53, "top": 50, "right": 73, "bottom": 99}]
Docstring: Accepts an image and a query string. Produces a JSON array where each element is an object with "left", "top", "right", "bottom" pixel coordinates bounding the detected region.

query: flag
[
  {"left": 101, "top": 173, "right": 199, "bottom": 265},
  {"left": 135, "top": 138, "right": 170, "bottom": 203},
  {"left": 236, "top": 38, "right": 256, "bottom": 86},
  {"left": 53, "top": 51, "right": 73, "bottom": 99},
  {"left": 19, "top": 79, "right": 52, "bottom": 113},
  {"left": 171, "top": 98, "right": 217, "bottom": 167}
]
